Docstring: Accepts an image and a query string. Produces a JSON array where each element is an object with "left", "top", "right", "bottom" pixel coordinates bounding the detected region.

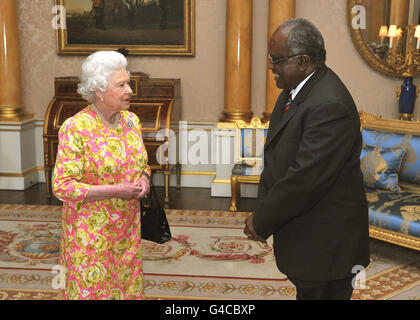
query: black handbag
[{"left": 140, "top": 185, "right": 171, "bottom": 244}]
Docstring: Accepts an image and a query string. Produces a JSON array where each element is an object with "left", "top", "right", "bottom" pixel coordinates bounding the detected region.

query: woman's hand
[
  {"left": 83, "top": 176, "right": 150, "bottom": 202},
  {"left": 84, "top": 183, "right": 143, "bottom": 202},
  {"left": 115, "top": 183, "right": 144, "bottom": 200},
  {"left": 135, "top": 174, "right": 150, "bottom": 199}
]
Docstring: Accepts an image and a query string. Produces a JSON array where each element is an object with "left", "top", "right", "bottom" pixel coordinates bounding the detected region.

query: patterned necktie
[{"left": 283, "top": 93, "right": 293, "bottom": 112}]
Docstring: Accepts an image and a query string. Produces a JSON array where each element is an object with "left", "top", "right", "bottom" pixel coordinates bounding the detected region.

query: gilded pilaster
[
  {"left": 390, "top": 0, "right": 409, "bottom": 26},
  {"left": 0, "top": 0, "right": 33, "bottom": 122},
  {"left": 262, "top": 0, "right": 295, "bottom": 123},
  {"left": 220, "top": 0, "right": 253, "bottom": 122}
]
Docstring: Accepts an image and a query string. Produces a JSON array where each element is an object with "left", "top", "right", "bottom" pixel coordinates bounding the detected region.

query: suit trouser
[{"left": 288, "top": 275, "right": 354, "bottom": 300}]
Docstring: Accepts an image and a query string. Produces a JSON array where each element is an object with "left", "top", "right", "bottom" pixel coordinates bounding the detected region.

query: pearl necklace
[{"left": 91, "top": 104, "right": 121, "bottom": 129}]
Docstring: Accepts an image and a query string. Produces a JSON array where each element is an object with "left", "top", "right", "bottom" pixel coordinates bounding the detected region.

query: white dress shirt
[{"left": 290, "top": 71, "right": 315, "bottom": 101}]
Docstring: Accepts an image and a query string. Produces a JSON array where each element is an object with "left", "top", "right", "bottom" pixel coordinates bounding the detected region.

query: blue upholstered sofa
[{"left": 360, "top": 111, "right": 420, "bottom": 251}]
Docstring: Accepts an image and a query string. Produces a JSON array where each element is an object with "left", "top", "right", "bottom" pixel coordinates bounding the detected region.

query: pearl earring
[{"left": 100, "top": 98, "right": 104, "bottom": 102}]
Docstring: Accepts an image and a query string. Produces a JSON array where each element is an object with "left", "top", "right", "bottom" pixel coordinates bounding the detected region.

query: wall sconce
[
  {"left": 379, "top": 25, "right": 388, "bottom": 46},
  {"left": 379, "top": 25, "right": 388, "bottom": 47},
  {"left": 387, "top": 24, "right": 397, "bottom": 48}
]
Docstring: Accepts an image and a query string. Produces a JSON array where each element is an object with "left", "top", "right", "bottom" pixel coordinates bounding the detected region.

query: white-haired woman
[{"left": 52, "top": 51, "right": 151, "bottom": 300}]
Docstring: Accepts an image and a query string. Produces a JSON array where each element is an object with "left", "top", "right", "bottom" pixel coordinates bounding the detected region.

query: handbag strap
[
  {"left": 139, "top": 181, "right": 164, "bottom": 210},
  {"left": 149, "top": 184, "right": 164, "bottom": 210}
]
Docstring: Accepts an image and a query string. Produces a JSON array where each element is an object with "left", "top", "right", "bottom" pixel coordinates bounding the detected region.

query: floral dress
[{"left": 52, "top": 105, "right": 151, "bottom": 300}]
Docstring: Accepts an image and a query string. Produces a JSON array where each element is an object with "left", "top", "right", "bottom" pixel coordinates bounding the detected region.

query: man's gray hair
[
  {"left": 77, "top": 51, "right": 128, "bottom": 102},
  {"left": 281, "top": 18, "right": 326, "bottom": 65}
]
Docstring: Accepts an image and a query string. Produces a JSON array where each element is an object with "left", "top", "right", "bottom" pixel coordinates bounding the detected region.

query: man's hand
[{"left": 243, "top": 214, "right": 267, "bottom": 243}]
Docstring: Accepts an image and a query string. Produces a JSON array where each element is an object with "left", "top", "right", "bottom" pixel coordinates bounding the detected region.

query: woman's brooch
[{"left": 126, "top": 120, "right": 134, "bottom": 128}]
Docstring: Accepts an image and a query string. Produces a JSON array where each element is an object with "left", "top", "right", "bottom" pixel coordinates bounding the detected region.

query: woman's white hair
[{"left": 77, "top": 51, "right": 128, "bottom": 102}]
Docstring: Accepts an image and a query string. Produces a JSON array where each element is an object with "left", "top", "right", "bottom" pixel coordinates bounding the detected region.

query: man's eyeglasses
[{"left": 267, "top": 53, "right": 307, "bottom": 65}]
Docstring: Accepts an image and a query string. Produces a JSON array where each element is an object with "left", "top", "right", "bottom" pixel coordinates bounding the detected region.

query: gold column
[
  {"left": 220, "top": 0, "right": 253, "bottom": 122},
  {"left": 262, "top": 0, "right": 295, "bottom": 123},
  {"left": 390, "top": 0, "right": 409, "bottom": 26},
  {"left": 366, "top": 0, "right": 387, "bottom": 44},
  {"left": 0, "top": 0, "right": 32, "bottom": 122}
]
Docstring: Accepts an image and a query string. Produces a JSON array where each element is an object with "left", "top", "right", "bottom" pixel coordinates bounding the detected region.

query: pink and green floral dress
[{"left": 52, "top": 105, "right": 151, "bottom": 300}]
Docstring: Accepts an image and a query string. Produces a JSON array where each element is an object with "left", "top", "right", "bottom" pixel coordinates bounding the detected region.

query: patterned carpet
[{"left": 0, "top": 204, "right": 419, "bottom": 300}]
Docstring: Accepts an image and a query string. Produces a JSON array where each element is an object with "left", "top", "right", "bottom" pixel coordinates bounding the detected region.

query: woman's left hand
[{"left": 136, "top": 174, "right": 150, "bottom": 199}]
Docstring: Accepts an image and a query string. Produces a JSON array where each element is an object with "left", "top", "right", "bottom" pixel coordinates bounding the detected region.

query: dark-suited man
[{"left": 243, "top": 18, "right": 370, "bottom": 300}]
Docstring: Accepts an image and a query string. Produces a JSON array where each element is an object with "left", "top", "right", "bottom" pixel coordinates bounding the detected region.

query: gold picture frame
[{"left": 55, "top": 0, "right": 195, "bottom": 56}]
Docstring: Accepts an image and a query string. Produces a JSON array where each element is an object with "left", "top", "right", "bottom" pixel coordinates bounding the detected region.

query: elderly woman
[{"left": 52, "top": 51, "right": 151, "bottom": 300}]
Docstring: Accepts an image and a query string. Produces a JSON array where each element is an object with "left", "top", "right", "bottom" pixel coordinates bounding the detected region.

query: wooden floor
[{"left": 0, "top": 183, "right": 257, "bottom": 212}]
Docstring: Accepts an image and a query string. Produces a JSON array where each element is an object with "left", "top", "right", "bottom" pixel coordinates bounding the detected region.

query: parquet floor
[{"left": 0, "top": 183, "right": 257, "bottom": 212}]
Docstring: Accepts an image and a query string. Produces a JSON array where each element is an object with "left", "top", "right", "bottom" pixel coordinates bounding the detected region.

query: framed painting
[{"left": 55, "top": 0, "right": 195, "bottom": 56}]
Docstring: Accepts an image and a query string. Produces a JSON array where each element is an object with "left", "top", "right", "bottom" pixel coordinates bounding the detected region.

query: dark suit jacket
[{"left": 253, "top": 64, "right": 370, "bottom": 282}]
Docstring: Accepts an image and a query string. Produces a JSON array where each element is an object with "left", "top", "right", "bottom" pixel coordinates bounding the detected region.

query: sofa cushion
[
  {"left": 365, "top": 187, "right": 420, "bottom": 238},
  {"left": 241, "top": 128, "right": 267, "bottom": 158},
  {"left": 232, "top": 161, "right": 263, "bottom": 176},
  {"left": 362, "top": 129, "right": 420, "bottom": 185},
  {"left": 360, "top": 144, "right": 405, "bottom": 192}
]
